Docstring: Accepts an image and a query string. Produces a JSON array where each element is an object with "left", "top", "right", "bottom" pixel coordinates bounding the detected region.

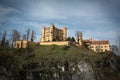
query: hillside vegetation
[{"left": 0, "top": 45, "right": 120, "bottom": 80}]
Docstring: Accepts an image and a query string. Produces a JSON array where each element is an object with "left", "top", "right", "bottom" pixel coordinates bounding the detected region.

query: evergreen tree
[
  {"left": 71, "top": 37, "right": 75, "bottom": 42},
  {"left": 67, "top": 37, "right": 75, "bottom": 42},
  {"left": 67, "top": 37, "right": 71, "bottom": 41}
]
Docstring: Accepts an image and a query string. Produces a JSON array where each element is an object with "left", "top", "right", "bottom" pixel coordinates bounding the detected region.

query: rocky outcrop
[{"left": 0, "top": 46, "right": 120, "bottom": 80}]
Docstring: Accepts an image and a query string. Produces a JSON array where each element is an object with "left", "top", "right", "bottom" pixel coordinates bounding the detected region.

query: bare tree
[
  {"left": 26, "top": 28, "right": 30, "bottom": 41},
  {"left": 0, "top": 32, "right": 1, "bottom": 46},
  {"left": 8, "top": 33, "right": 13, "bottom": 47},
  {"left": 116, "top": 34, "right": 120, "bottom": 50},
  {"left": 22, "top": 34, "right": 27, "bottom": 40},
  {"left": 75, "top": 31, "right": 82, "bottom": 43},
  {"left": 114, "top": 34, "right": 120, "bottom": 55},
  {"left": 0, "top": 32, "right": 2, "bottom": 40},
  {"left": 11, "top": 29, "right": 21, "bottom": 46},
  {"left": 1, "top": 30, "right": 7, "bottom": 47},
  {"left": 31, "top": 30, "right": 36, "bottom": 42}
]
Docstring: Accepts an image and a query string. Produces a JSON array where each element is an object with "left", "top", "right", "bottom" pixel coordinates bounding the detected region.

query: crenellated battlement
[{"left": 40, "top": 24, "right": 67, "bottom": 42}]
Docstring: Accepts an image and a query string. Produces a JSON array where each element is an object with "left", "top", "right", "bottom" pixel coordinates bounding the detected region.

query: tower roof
[
  {"left": 50, "top": 23, "right": 55, "bottom": 28},
  {"left": 91, "top": 40, "right": 109, "bottom": 45}
]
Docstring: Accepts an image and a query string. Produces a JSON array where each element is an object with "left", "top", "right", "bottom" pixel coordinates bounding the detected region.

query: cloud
[
  {"left": 0, "top": 0, "right": 120, "bottom": 44},
  {"left": 23, "top": 0, "right": 104, "bottom": 20}
]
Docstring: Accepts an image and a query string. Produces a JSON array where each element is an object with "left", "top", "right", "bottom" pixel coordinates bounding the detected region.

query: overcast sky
[{"left": 0, "top": 0, "right": 120, "bottom": 44}]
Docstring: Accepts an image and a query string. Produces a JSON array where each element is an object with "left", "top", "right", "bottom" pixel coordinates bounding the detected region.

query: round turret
[
  {"left": 50, "top": 23, "right": 55, "bottom": 28},
  {"left": 42, "top": 26, "right": 46, "bottom": 30},
  {"left": 63, "top": 27, "right": 67, "bottom": 30},
  {"left": 79, "top": 32, "right": 83, "bottom": 46}
]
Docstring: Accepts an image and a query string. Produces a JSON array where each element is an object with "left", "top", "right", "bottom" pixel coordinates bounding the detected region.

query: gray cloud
[{"left": 0, "top": 0, "right": 120, "bottom": 44}]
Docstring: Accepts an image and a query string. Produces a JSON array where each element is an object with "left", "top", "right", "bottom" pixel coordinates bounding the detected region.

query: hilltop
[{"left": 0, "top": 45, "right": 120, "bottom": 80}]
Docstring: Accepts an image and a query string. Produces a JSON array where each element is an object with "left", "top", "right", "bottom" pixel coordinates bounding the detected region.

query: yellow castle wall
[
  {"left": 40, "top": 41, "right": 70, "bottom": 46},
  {"left": 14, "top": 40, "right": 37, "bottom": 48},
  {"left": 90, "top": 44, "right": 110, "bottom": 52},
  {"left": 40, "top": 24, "right": 67, "bottom": 42},
  {"left": 14, "top": 40, "right": 28, "bottom": 48},
  {"left": 14, "top": 41, "right": 22, "bottom": 48}
]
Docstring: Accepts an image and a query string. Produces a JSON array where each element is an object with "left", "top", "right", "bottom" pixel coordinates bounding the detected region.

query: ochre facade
[
  {"left": 14, "top": 40, "right": 28, "bottom": 48},
  {"left": 40, "top": 24, "right": 67, "bottom": 42},
  {"left": 14, "top": 23, "right": 111, "bottom": 53},
  {"left": 77, "top": 32, "right": 83, "bottom": 46},
  {"left": 83, "top": 39, "right": 110, "bottom": 52},
  {"left": 40, "top": 41, "right": 70, "bottom": 46},
  {"left": 14, "top": 40, "right": 37, "bottom": 48},
  {"left": 90, "top": 40, "right": 110, "bottom": 52}
]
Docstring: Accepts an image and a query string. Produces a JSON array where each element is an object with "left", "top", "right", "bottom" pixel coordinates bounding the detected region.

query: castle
[
  {"left": 83, "top": 39, "right": 110, "bottom": 52},
  {"left": 39, "top": 24, "right": 110, "bottom": 52},
  {"left": 40, "top": 24, "right": 67, "bottom": 42},
  {"left": 14, "top": 24, "right": 110, "bottom": 52},
  {"left": 40, "top": 24, "right": 69, "bottom": 46},
  {"left": 14, "top": 40, "right": 28, "bottom": 48},
  {"left": 14, "top": 40, "right": 37, "bottom": 48}
]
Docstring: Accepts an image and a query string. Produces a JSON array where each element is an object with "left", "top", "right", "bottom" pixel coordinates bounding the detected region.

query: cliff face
[{"left": 0, "top": 45, "right": 120, "bottom": 80}]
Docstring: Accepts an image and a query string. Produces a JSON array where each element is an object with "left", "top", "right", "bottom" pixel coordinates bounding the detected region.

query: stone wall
[
  {"left": 40, "top": 24, "right": 67, "bottom": 42},
  {"left": 14, "top": 40, "right": 37, "bottom": 48},
  {"left": 40, "top": 41, "right": 70, "bottom": 46},
  {"left": 90, "top": 44, "right": 110, "bottom": 52}
]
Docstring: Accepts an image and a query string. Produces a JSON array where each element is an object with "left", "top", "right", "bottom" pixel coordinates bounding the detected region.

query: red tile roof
[
  {"left": 83, "top": 39, "right": 110, "bottom": 45},
  {"left": 83, "top": 39, "right": 92, "bottom": 43},
  {"left": 91, "top": 40, "right": 109, "bottom": 45}
]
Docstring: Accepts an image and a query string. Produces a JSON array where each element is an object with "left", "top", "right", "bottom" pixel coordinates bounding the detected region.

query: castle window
[
  {"left": 94, "top": 50, "right": 96, "bottom": 52},
  {"left": 101, "top": 46, "right": 103, "bottom": 48},
  {"left": 101, "top": 49, "right": 103, "bottom": 52},
  {"left": 105, "top": 49, "right": 107, "bottom": 51},
  {"left": 17, "top": 43, "right": 19, "bottom": 48},
  {"left": 105, "top": 46, "right": 107, "bottom": 48},
  {"left": 91, "top": 46, "right": 94, "bottom": 48},
  {"left": 96, "top": 49, "right": 98, "bottom": 52}
]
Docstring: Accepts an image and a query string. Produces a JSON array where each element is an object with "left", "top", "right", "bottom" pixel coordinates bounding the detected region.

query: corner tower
[
  {"left": 41, "top": 26, "right": 46, "bottom": 42},
  {"left": 79, "top": 32, "right": 83, "bottom": 46},
  {"left": 40, "top": 24, "right": 67, "bottom": 42},
  {"left": 63, "top": 27, "right": 67, "bottom": 41},
  {"left": 49, "top": 24, "right": 55, "bottom": 41}
]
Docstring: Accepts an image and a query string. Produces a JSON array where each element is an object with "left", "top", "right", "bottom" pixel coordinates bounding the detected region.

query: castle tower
[
  {"left": 63, "top": 27, "right": 67, "bottom": 41},
  {"left": 40, "top": 24, "right": 67, "bottom": 42},
  {"left": 79, "top": 32, "right": 83, "bottom": 46},
  {"left": 41, "top": 26, "right": 46, "bottom": 42},
  {"left": 49, "top": 24, "right": 54, "bottom": 41}
]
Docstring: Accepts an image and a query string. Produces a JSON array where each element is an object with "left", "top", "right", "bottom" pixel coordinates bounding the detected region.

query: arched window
[{"left": 17, "top": 43, "right": 19, "bottom": 48}]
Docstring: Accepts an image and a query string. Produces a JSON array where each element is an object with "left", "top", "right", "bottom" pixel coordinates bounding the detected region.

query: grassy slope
[
  {"left": 1, "top": 45, "right": 119, "bottom": 80},
  {"left": 25, "top": 45, "right": 111, "bottom": 65},
  {"left": 0, "top": 45, "right": 112, "bottom": 67}
]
